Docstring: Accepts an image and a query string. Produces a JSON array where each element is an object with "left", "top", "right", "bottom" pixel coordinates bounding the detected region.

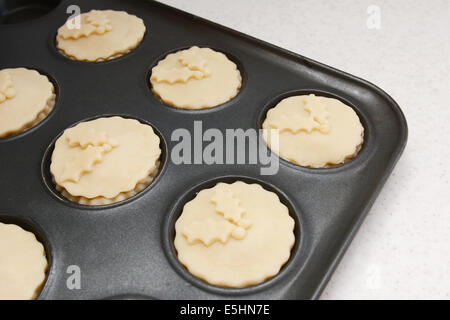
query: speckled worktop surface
[{"left": 159, "top": 0, "right": 450, "bottom": 299}]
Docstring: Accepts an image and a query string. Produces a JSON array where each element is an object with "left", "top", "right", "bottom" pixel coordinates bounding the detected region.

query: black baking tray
[{"left": 0, "top": 0, "right": 407, "bottom": 300}]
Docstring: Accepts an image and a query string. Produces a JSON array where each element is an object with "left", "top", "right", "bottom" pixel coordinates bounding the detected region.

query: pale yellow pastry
[
  {"left": 0, "top": 222, "right": 48, "bottom": 300},
  {"left": 174, "top": 181, "right": 295, "bottom": 288},
  {"left": 262, "top": 94, "right": 364, "bottom": 168},
  {"left": 0, "top": 68, "right": 55, "bottom": 138},
  {"left": 150, "top": 46, "right": 242, "bottom": 109},
  {"left": 50, "top": 116, "right": 161, "bottom": 205},
  {"left": 56, "top": 10, "right": 146, "bottom": 62}
]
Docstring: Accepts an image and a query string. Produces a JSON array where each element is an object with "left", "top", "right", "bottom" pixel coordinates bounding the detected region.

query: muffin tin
[{"left": 0, "top": 0, "right": 407, "bottom": 299}]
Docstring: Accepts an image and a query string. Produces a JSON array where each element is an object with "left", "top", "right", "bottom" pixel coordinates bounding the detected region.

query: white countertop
[{"left": 159, "top": 0, "right": 450, "bottom": 299}]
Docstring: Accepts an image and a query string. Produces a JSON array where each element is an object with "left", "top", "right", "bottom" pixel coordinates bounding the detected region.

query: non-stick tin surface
[{"left": 0, "top": 0, "right": 407, "bottom": 299}]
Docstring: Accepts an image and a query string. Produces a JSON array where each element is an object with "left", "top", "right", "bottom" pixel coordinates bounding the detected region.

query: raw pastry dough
[
  {"left": 50, "top": 116, "right": 161, "bottom": 205},
  {"left": 56, "top": 10, "right": 146, "bottom": 62},
  {"left": 174, "top": 181, "right": 295, "bottom": 288},
  {"left": 262, "top": 94, "right": 364, "bottom": 168},
  {"left": 0, "top": 222, "right": 48, "bottom": 300},
  {"left": 0, "top": 68, "right": 55, "bottom": 138},
  {"left": 150, "top": 46, "right": 242, "bottom": 109}
]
